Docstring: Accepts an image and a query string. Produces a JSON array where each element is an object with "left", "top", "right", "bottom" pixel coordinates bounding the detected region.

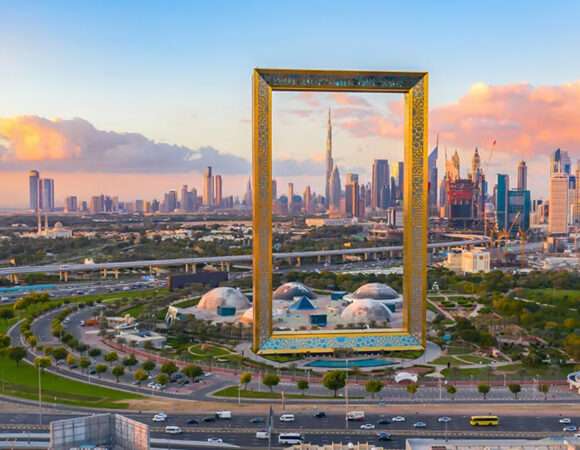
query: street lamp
[{"left": 345, "top": 359, "right": 349, "bottom": 430}]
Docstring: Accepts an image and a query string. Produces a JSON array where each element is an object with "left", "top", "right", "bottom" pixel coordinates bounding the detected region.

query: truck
[
  {"left": 80, "top": 318, "right": 99, "bottom": 327},
  {"left": 346, "top": 411, "right": 365, "bottom": 421},
  {"left": 215, "top": 411, "right": 232, "bottom": 420}
]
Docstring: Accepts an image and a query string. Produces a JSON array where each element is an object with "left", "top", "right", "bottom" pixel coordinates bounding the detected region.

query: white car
[
  {"left": 164, "top": 426, "right": 182, "bottom": 434},
  {"left": 157, "top": 412, "right": 168, "bottom": 418},
  {"left": 152, "top": 415, "right": 166, "bottom": 422},
  {"left": 360, "top": 423, "right": 375, "bottom": 430},
  {"left": 279, "top": 414, "right": 295, "bottom": 422},
  {"left": 559, "top": 418, "right": 572, "bottom": 424},
  {"left": 563, "top": 425, "right": 577, "bottom": 432},
  {"left": 391, "top": 416, "right": 406, "bottom": 422},
  {"left": 207, "top": 438, "right": 223, "bottom": 444},
  {"left": 438, "top": 416, "right": 452, "bottom": 423}
]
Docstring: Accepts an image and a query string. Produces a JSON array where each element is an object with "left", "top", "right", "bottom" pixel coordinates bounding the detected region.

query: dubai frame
[{"left": 252, "top": 68, "right": 428, "bottom": 355}]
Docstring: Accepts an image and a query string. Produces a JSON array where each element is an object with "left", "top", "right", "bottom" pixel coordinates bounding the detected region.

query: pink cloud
[
  {"left": 294, "top": 92, "right": 320, "bottom": 108},
  {"left": 331, "top": 92, "right": 371, "bottom": 107}
]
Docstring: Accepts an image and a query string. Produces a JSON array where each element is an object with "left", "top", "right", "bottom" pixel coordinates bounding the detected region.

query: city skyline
[{"left": 1, "top": 2, "right": 580, "bottom": 207}]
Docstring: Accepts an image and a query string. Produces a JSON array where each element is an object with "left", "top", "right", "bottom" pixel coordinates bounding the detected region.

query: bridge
[{"left": 0, "top": 235, "right": 488, "bottom": 283}]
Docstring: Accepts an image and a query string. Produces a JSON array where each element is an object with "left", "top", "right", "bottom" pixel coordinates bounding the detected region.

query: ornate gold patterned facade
[{"left": 252, "top": 68, "right": 428, "bottom": 354}]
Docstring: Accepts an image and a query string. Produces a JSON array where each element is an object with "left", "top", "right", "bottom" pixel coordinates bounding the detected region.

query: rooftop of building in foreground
[{"left": 405, "top": 437, "right": 580, "bottom": 450}]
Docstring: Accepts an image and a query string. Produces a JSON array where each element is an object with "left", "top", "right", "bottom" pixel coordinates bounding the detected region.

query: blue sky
[{"left": 0, "top": 1, "right": 579, "bottom": 205}]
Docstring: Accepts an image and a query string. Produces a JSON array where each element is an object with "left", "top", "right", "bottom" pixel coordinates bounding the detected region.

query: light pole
[
  {"left": 37, "top": 367, "right": 43, "bottom": 425},
  {"left": 238, "top": 383, "right": 241, "bottom": 405},
  {"left": 345, "top": 359, "right": 349, "bottom": 430}
]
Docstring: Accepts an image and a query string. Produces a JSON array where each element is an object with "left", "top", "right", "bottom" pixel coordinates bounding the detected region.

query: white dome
[
  {"left": 197, "top": 287, "right": 250, "bottom": 311},
  {"left": 351, "top": 283, "right": 399, "bottom": 300},
  {"left": 340, "top": 299, "right": 392, "bottom": 323},
  {"left": 240, "top": 307, "right": 254, "bottom": 324},
  {"left": 273, "top": 282, "right": 316, "bottom": 300}
]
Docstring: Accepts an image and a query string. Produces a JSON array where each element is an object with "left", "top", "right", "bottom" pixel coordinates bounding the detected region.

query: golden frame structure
[{"left": 252, "top": 68, "right": 428, "bottom": 354}]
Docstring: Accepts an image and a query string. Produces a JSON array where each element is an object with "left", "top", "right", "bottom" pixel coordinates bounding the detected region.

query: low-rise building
[
  {"left": 117, "top": 330, "right": 166, "bottom": 349},
  {"left": 444, "top": 247, "right": 490, "bottom": 274}
]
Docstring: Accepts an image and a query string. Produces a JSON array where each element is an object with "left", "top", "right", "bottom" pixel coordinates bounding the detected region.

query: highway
[
  {"left": 0, "top": 411, "right": 578, "bottom": 449},
  {"left": 0, "top": 238, "right": 488, "bottom": 276}
]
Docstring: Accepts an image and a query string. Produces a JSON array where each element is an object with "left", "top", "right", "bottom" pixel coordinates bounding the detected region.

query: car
[
  {"left": 256, "top": 430, "right": 270, "bottom": 439},
  {"left": 202, "top": 416, "right": 216, "bottom": 423},
  {"left": 376, "top": 418, "right": 391, "bottom": 425},
  {"left": 414, "top": 421, "right": 427, "bottom": 428},
  {"left": 438, "top": 416, "right": 452, "bottom": 423},
  {"left": 164, "top": 426, "right": 182, "bottom": 434},
  {"left": 563, "top": 425, "right": 578, "bottom": 432},
  {"left": 391, "top": 416, "right": 406, "bottom": 422},
  {"left": 559, "top": 418, "right": 572, "bottom": 424},
  {"left": 250, "top": 417, "right": 265, "bottom": 424},
  {"left": 152, "top": 415, "right": 166, "bottom": 422},
  {"left": 207, "top": 438, "right": 223, "bottom": 444},
  {"left": 280, "top": 414, "right": 295, "bottom": 422},
  {"left": 186, "top": 418, "right": 199, "bottom": 425},
  {"left": 314, "top": 411, "right": 327, "bottom": 418},
  {"left": 376, "top": 432, "right": 392, "bottom": 441},
  {"left": 360, "top": 423, "right": 375, "bottom": 430}
]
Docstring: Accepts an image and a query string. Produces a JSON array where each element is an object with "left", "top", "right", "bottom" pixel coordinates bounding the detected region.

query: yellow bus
[{"left": 470, "top": 415, "right": 499, "bottom": 426}]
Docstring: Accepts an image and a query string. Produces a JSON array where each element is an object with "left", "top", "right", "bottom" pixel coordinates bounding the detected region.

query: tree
[
  {"left": 52, "top": 347, "right": 68, "bottom": 362},
  {"left": 8, "top": 346, "right": 26, "bottom": 367},
  {"left": 508, "top": 383, "right": 521, "bottom": 400},
  {"left": 478, "top": 383, "right": 490, "bottom": 400},
  {"left": 365, "top": 379, "right": 384, "bottom": 398},
  {"left": 66, "top": 353, "right": 77, "bottom": 367},
  {"left": 446, "top": 385, "right": 457, "bottom": 399},
  {"left": 406, "top": 383, "right": 418, "bottom": 400},
  {"left": 79, "top": 356, "right": 91, "bottom": 372},
  {"left": 104, "top": 352, "right": 118, "bottom": 366},
  {"left": 240, "top": 372, "right": 252, "bottom": 390},
  {"left": 34, "top": 356, "right": 51, "bottom": 370},
  {"left": 182, "top": 364, "right": 203, "bottom": 381},
  {"left": 0, "top": 334, "right": 10, "bottom": 349},
  {"left": 134, "top": 368, "right": 148, "bottom": 385},
  {"left": 322, "top": 371, "right": 346, "bottom": 398},
  {"left": 262, "top": 373, "right": 280, "bottom": 392},
  {"left": 122, "top": 354, "right": 138, "bottom": 371},
  {"left": 297, "top": 379, "right": 309, "bottom": 396},
  {"left": 88, "top": 348, "right": 101, "bottom": 358},
  {"left": 26, "top": 335, "right": 37, "bottom": 349},
  {"left": 538, "top": 383, "right": 550, "bottom": 400},
  {"left": 160, "top": 362, "right": 178, "bottom": 376},
  {"left": 95, "top": 364, "right": 108, "bottom": 378},
  {"left": 112, "top": 365, "right": 125, "bottom": 382},
  {"left": 142, "top": 360, "right": 156, "bottom": 374},
  {"left": 156, "top": 373, "right": 169, "bottom": 386}
]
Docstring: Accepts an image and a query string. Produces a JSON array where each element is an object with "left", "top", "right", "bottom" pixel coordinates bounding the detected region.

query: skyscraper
[
  {"left": 471, "top": 147, "right": 480, "bottom": 178},
  {"left": 428, "top": 144, "right": 438, "bottom": 214},
  {"left": 325, "top": 109, "right": 334, "bottom": 206},
  {"left": 65, "top": 196, "right": 78, "bottom": 213},
  {"left": 344, "top": 173, "right": 360, "bottom": 218},
  {"left": 303, "top": 185, "right": 312, "bottom": 214},
  {"left": 29, "top": 170, "right": 40, "bottom": 211},
  {"left": 329, "top": 165, "right": 341, "bottom": 212},
  {"left": 180, "top": 185, "right": 191, "bottom": 211},
  {"left": 517, "top": 161, "right": 527, "bottom": 191},
  {"left": 39, "top": 178, "right": 55, "bottom": 211},
  {"left": 549, "top": 174, "right": 569, "bottom": 235},
  {"left": 203, "top": 166, "right": 214, "bottom": 207},
  {"left": 446, "top": 150, "right": 460, "bottom": 181},
  {"left": 214, "top": 175, "right": 223, "bottom": 208},
  {"left": 371, "top": 159, "right": 390, "bottom": 210},
  {"left": 244, "top": 178, "right": 252, "bottom": 208},
  {"left": 397, "top": 161, "right": 404, "bottom": 201},
  {"left": 496, "top": 174, "right": 510, "bottom": 231},
  {"left": 287, "top": 182, "right": 295, "bottom": 215}
]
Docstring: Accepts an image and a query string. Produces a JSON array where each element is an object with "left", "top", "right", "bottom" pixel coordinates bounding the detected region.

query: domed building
[
  {"left": 340, "top": 299, "right": 392, "bottom": 324},
  {"left": 273, "top": 282, "right": 317, "bottom": 300},
  {"left": 344, "top": 282, "right": 403, "bottom": 311},
  {"left": 197, "top": 287, "right": 251, "bottom": 312}
]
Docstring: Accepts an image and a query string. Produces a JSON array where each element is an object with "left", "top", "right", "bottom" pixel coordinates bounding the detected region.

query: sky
[{"left": 1, "top": 0, "right": 580, "bottom": 207}]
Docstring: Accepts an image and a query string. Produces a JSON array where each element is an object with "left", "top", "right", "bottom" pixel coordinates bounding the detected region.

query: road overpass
[{"left": 0, "top": 235, "right": 489, "bottom": 282}]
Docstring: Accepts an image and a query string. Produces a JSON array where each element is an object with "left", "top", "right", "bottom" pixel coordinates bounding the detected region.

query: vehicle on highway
[
  {"left": 278, "top": 433, "right": 304, "bottom": 445},
  {"left": 279, "top": 414, "right": 295, "bottom": 422},
  {"left": 346, "top": 411, "right": 365, "bottom": 421},
  {"left": 216, "top": 410, "right": 232, "bottom": 419},
  {"left": 360, "top": 423, "right": 375, "bottom": 430},
  {"left": 563, "top": 425, "right": 578, "bottom": 432},
  {"left": 207, "top": 438, "right": 223, "bottom": 444},
  {"left": 314, "top": 411, "right": 326, "bottom": 418},
  {"left": 559, "top": 418, "right": 572, "bottom": 424},
  {"left": 377, "top": 432, "right": 392, "bottom": 441},
  {"left": 438, "top": 416, "right": 452, "bottom": 423},
  {"left": 250, "top": 417, "right": 264, "bottom": 424},
  {"left": 470, "top": 415, "right": 499, "bottom": 426},
  {"left": 376, "top": 418, "right": 390, "bottom": 425},
  {"left": 186, "top": 418, "right": 199, "bottom": 425},
  {"left": 413, "top": 421, "right": 427, "bottom": 428},
  {"left": 152, "top": 415, "right": 166, "bottom": 422},
  {"left": 202, "top": 416, "right": 216, "bottom": 423},
  {"left": 256, "top": 430, "right": 270, "bottom": 440},
  {"left": 391, "top": 416, "right": 406, "bottom": 422},
  {"left": 164, "top": 426, "right": 182, "bottom": 434}
]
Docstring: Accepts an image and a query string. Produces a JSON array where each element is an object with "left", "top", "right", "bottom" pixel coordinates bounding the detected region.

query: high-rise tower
[
  {"left": 214, "top": 175, "right": 223, "bottom": 208},
  {"left": 203, "top": 166, "right": 214, "bottom": 207},
  {"left": 371, "top": 159, "right": 390, "bottom": 210},
  {"left": 517, "top": 161, "right": 527, "bottom": 191},
  {"left": 29, "top": 170, "right": 40, "bottom": 211},
  {"left": 329, "top": 165, "right": 341, "bottom": 212},
  {"left": 325, "top": 109, "right": 333, "bottom": 207}
]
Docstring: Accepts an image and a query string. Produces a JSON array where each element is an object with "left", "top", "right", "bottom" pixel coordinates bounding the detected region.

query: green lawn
[
  {"left": 457, "top": 355, "right": 495, "bottom": 364},
  {"left": 0, "top": 357, "right": 143, "bottom": 409},
  {"left": 122, "top": 303, "right": 145, "bottom": 317},
  {"left": 213, "top": 385, "right": 359, "bottom": 400},
  {"left": 189, "top": 343, "right": 234, "bottom": 358},
  {"left": 0, "top": 317, "right": 17, "bottom": 334},
  {"left": 172, "top": 297, "right": 200, "bottom": 308}
]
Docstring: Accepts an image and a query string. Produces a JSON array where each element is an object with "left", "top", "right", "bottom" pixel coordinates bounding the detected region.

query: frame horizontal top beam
[{"left": 255, "top": 68, "right": 426, "bottom": 92}]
